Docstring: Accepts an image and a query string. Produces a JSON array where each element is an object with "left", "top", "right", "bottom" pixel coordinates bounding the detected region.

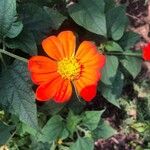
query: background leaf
[
  {"left": 101, "top": 55, "right": 119, "bottom": 85},
  {"left": 67, "top": 93, "right": 86, "bottom": 114},
  {"left": 30, "top": 141, "right": 51, "bottom": 150},
  {"left": 70, "top": 137, "right": 94, "bottom": 150},
  {"left": 18, "top": 3, "right": 66, "bottom": 43},
  {"left": 104, "top": 0, "right": 115, "bottom": 12},
  {"left": 40, "top": 101, "right": 65, "bottom": 115},
  {"left": 93, "top": 120, "right": 117, "bottom": 140},
  {"left": 104, "top": 41, "right": 123, "bottom": 52},
  {"left": 19, "top": 123, "right": 37, "bottom": 136},
  {"left": 0, "top": 0, "right": 23, "bottom": 39},
  {"left": 120, "top": 53, "right": 142, "bottom": 78},
  {"left": 43, "top": 6, "right": 67, "bottom": 30},
  {"left": 6, "top": 20, "right": 23, "bottom": 39},
  {"left": 6, "top": 30, "right": 37, "bottom": 56},
  {"left": 118, "top": 31, "right": 140, "bottom": 50},
  {"left": 82, "top": 110, "right": 104, "bottom": 131},
  {"left": 100, "top": 71, "right": 124, "bottom": 107},
  {"left": 0, "top": 60, "right": 38, "bottom": 129},
  {"left": 66, "top": 111, "right": 81, "bottom": 135},
  {"left": 0, "top": 121, "right": 15, "bottom": 145},
  {"left": 38, "top": 115, "right": 68, "bottom": 142},
  {"left": 68, "top": 0, "right": 106, "bottom": 37},
  {"left": 106, "top": 5, "right": 128, "bottom": 40}
]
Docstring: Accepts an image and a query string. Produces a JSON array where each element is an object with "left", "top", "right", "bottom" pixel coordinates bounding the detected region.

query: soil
[{"left": 95, "top": 133, "right": 143, "bottom": 150}]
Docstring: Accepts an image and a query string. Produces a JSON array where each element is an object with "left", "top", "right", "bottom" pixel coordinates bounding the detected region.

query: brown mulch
[{"left": 95, "top": 133, "right": 143, "bottom": 150}]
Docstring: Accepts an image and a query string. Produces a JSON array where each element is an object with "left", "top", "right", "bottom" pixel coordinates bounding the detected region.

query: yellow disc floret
[
  {"left": 57, "top": 139, "right": 63, "bottom": 145},
  {"left": 57, "top": 57, "right": 81, "bottom": 80}
]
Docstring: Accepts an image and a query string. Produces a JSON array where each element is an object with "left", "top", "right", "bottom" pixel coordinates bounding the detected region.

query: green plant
[{"left": 0, "top": 0, "right": 147, "bottom": 149}]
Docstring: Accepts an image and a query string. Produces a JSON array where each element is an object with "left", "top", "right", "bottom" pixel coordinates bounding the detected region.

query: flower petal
[
  {"left": 58, "top": 31, "right": 76, "bottom": 57},
  {"left": 74, "top": 74, "right": 98, "bottom": 94},
  {"left": 81, "top": 70, "right": 101, "bottom": 82},
  {"left": 28, "top": 56, "right": 57, "bottom": 73},
  {"left": 54, "top": 80, "right": 72, "bottom": 103},
  {"left": 76, "top": 41, "right": 106, "bottom": 68},
  {"left": 36, "top": 76, "right": 63, "bottom": 101},
  {"left": 76, "top": 41, "right": 97, "bottom": 61},
  {"left": 31, "top": 72, "right": 60, "bottom": 85},
  {"left": 82, "top": 53, "right": 106, "bottom": 70},
  {"left": 42, "top": 36, "right": 64, "bottom": 60},
  {"left": 80, "top": 85, "right": 97, "bottom": 102},
  {"left": 142, "top": 43, "right": 150, "bottom": 61}
]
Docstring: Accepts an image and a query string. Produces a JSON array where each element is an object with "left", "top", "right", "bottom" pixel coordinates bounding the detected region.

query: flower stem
[
  {"left": 72, "top": 81, "right": 82, "bottom": 102},
  {"left": 0, "top": 53, "right": 7, "bottom": 68},
  {"left": 0, "top": 40, "right": 7, "bottom": 68},
  {"left": 51, "top": 141, "right": 57, "bottom": 150},
  {"left": 0, "top": 49, "right": 28, "bottom": 63},
  {"left": 77, "top": 126, "right": 87, "bottom": 133},
  {"left": 6, "top": 129, "right": 16, "bottom": 144},
  {"left": 77, "top": 126, "right": 91, "bottom": 137},
  {"left": 105, "top": 52, "right": 142, "bottom": 57}
]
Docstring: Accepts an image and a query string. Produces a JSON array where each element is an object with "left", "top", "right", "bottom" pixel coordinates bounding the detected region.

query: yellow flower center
[{"left": 57, "top": 57, "right": 81, "bottom": 80}]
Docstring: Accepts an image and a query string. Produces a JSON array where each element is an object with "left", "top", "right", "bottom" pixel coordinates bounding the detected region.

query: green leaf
[
  {"left": 104, "top": 0, "right": 115, "bottom": 12},
  {"left": 101, "top": 55, "right": 119, "bottom": 85},
  {"left": 19, "top": 122, "right": 37, "bottom": 136},
  {"left": 104, "top": 41, "right": 123, "bottom": 52},
  {"left": 30, "top": 141, "right": 51, "bottom": 150},
  {"left": 67, "top": 95, "right": 86, "bottom": 114},
  {"left": 118, "top": 31, "right": 140, "bottom": 50},
  {"left": 6, "top": 20, "right": 23, "bottom": 39},
  {"left": 0, "top": 60, "right": 38, "bottom": 129},
  {"left": 66, "top": 111, "right": 81, "bottom": 135},
  {"left": 18, "top": 3, "right": 66, "bottom": 43},
  {"left": 100, "top": 71, "right": 124, "bottom": 107},
  {"left": 0, "top": 121, "right": 15, "bottom": 145},
  {"left": 60, "top": 128, "right": 69, "bottom": 140},
  {"left": 6, "top": 30, "right": 37, "bottom": 55},
  {"left": 28, "top": 0, "right": 52, "bottom": 6},
  {"left": 70, "top": 137, "right": 94, "bottom": 150},
  {"left": 59, "top": 145, "right": 70, "bottom": 150},
  {"left": 106, "top": 5, "right": 128, "bottom": 40},
  {"left": 38, "top": 115, "right": 67, "bottom": 142},
  {"left": 82, "top": 110, "right": 104, "bottom": 131},
  {"left": 0, "top": 0, "right": 23, "bottom": 39},
  {"left": 43, "top": 6, "right": 67, "bottom": 30},
  {"left": 131, "top": 122, "right": 148, "bottom": 133},
  {"left": 120, "top": 53, "right": 142, "bottom": 78},
  {"left": 93, "top": 120, "right": 116, "bottom": 140},
  {"left": 68, "top": 0, "right": 106, "bottom": 37},
  {"left": 40, "top": 101, "right": 65, "bottom": 115}
]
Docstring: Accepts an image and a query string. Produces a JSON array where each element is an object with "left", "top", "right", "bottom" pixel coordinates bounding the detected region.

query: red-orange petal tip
[{"left": 80, "top": 85, "right": 97, "bottom": 102}]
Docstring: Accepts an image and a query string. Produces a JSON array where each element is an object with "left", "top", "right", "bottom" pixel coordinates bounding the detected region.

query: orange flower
[
  {"left": 28, "top": 31, "right": 106, "bottom": 103},
  {"left": 142, "top": 43, "right": 150, "bottom": 61}
]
